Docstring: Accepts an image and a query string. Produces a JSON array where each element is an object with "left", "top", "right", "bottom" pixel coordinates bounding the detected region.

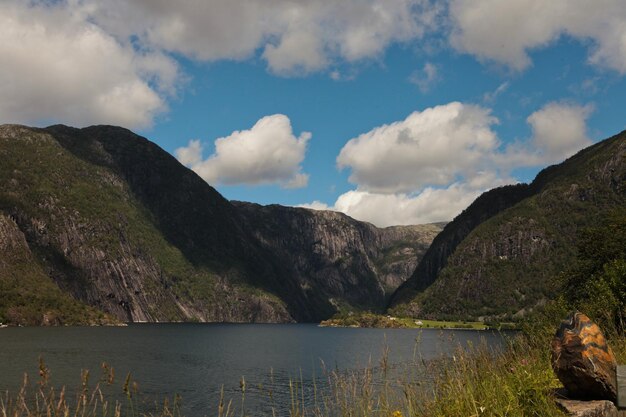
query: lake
[{"left": 0, "top": 324, "right": 509, "bottom": 415}]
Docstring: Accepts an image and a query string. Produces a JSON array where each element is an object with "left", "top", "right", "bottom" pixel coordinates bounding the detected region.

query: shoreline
[{"left": 319, "top": 313, "right": 519, "bottom": 331}]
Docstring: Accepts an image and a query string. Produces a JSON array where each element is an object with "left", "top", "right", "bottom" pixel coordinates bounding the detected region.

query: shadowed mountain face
[
  {"left": 390, "top": 130, "right": 626, "bottom": 321},
  {"left": 0, "top": 124, "right": 440, "bottom": 325},
  {"left": 234, "top": 202, "right": 443, "bottom": 311}
]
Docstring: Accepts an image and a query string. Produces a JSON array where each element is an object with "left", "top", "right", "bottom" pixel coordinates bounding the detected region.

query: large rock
[{"left": 552, "top": 311, "right": 618, "bottom": 402}]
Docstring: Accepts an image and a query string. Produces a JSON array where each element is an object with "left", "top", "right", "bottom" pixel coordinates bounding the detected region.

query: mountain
[
  {"left": 0, "top": 124, "right": 440, "bottom": 325},
  {"left": 390, "top": 130, "right": 626, "bottom": 321}
]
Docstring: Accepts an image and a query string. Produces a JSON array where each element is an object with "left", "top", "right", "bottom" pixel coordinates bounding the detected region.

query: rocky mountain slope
[
  {"left": 0, "top": 124, "right": 439, "bottom": 325},
  {"left": 390, "top": 130, "right": 626, "bottom": 321},
  {"left": 0, "top": 212, "right": 114, "bottom": 325},
  {"left": 234, "top": 202, "right": 442, "bottom": 311}
]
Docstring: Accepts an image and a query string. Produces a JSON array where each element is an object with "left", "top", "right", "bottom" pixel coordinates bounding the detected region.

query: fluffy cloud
[
  {"left": 333, "top": 186, "right": 484, "bottom": 227},
  {"left": 449, "top": 0, "right": 626, "bottom": 72},
  {"left": 302, "top": 172, "right": 512, "bottom": 227},
  {"left": 527, "top": 103, "right": 593, "bottom": 161},
  {"left": 80, "top": 0, "right": 441, "bottom": 76},
  {"left": 175, "top": 139, "right": 203, "bottom": 167},
  {"left": 297, "top": 201, "right": 331, "bottom": 211},
  {"left": 501, "top": 102, "right": 593, "bottom": 167},
  {"left": 305, "top": 101, "right": 593, "bottom": 227},
  {"left": 337, "top": 102, "right": 500, "bottom": 193},
  {"left": 175, "top": 115, "right": 310, "bottom": 188},
  {"left": 0, "top": 1, "right": 178, "bottom": 128},
  {"left": 3, "top": 1, "right": 622, "bottom": 129}
]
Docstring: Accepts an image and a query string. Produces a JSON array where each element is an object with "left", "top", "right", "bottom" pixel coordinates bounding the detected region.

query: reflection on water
[{"left": 0, "top": 323, "right": 509, "bottom": 415}]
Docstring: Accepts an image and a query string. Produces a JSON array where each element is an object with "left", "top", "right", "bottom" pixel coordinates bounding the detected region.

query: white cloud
[
  {"left": 409, "top": 62, "right": 440, "bottom": 92},
  {"left": 337, "top": 102, "right": 500, "bottom": 193},
  {"left": 300, "top": 170, "right": 513, "bottom": 227},
  {"left": 305, "top": 100, "right": 594, "bottom": 227},
  {"left": 297, "top": 182, "right": 498, "bottom": 228},
  {"left": 175, "top": 115, "right": 310, "bottom": 188},
  {"left": 174, "top": 139, "right": 202, "bottom": 167},
  {"left": 0, "top": 1, "right": 179, "bottom": 128},
  {"left": 80, "top": 0, "right": 442, "bottom": 76},
  {"left": 449, "top": 0, "right": 626, "bottom": 73},
  {"left": 528, "top": 102, "right": 593, "bottom": 161},
  {"left": 501, "top": 102, "right": 593, "bottom": 167},
  {"left": 578, "top": 77, "right": 602, "bottom": 96},
  {"left": 297, "top": 201, "right": 331, "bottom": 211},
  {"left": 333, "top": 186, "right": 481, "bottom": 227},
  {"left": 283, "top": 173, "right": 310, "bottom": 189},
  {"left": 263, "top": 30, "right": 328, "bottom": 75}
]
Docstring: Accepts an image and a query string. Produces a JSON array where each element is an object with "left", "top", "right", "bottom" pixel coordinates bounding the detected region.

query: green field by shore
[{"left": 319, "top": 313, "right": 515, "bottom": 330}]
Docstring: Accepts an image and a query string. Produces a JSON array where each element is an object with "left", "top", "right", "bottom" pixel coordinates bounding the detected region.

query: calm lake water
[{"left": 0, "top": 324, "right": 509, "bottom": 415}]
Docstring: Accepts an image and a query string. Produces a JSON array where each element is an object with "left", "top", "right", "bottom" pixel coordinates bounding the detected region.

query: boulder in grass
[{"left": 551, "top": 311, "right": 618, "bottom": 402}]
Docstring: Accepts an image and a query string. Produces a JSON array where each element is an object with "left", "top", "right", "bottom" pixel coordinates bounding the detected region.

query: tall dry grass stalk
[{"left": 0, "top": 358, "right": 182, "bottom": 417}]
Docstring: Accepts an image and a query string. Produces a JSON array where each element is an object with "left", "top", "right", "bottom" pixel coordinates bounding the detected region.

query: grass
[
  {"left": 397, "top": 318, "right": 487, "bottom": 330},
  {"left": 411, "top": 338, "right": 565, "bottom": 417}
]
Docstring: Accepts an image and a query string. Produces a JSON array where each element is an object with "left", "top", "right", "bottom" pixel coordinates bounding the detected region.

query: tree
[{"left": 565, "top": 209, "right": 626, "bottom": 333}]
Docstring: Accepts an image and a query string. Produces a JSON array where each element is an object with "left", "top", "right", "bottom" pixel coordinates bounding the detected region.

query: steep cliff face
[
  {"left": 390, "top": 131, "right": 626, "bottom": 320},
  {"left": 0, "top": 124, "right": 439, "bottom": 324},
  {"left": 0, "top": 212, "right": 114, "bottom": 325},
  {"left": 375, "top": 224, "right": 445, "bottom": 293},
  {"left": 234, "top": 202, "right": 442, "bottom": 311}
]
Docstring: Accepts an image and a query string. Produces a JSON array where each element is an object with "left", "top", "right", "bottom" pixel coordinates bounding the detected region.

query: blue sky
[{"left": 2, "top": 1, "right": 626, "bottom": 226}]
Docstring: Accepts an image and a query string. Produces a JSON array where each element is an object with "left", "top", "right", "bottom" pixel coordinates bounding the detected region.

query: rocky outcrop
[
  {"left": 390, "top": 130, "right": 626, "bottom": 320},
  {"left": 555, "top": 398, "right": 625, "bottom": 417},
  {"left": 375, "top": 224, "right": 445, "bottom": 292}
]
